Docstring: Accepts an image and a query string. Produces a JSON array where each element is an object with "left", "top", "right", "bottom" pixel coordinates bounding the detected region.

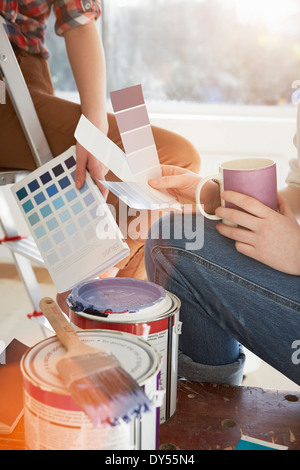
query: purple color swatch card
[{"left": 75, "top": 85, "right": 181, "bottom": 211}]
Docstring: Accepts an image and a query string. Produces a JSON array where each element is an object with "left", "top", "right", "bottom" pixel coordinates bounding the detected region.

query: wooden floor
[
  {"left": 1, "top": 381, "right": 299, "bottom": 451},
  {"left": 0, "top": 262, "right": 299, "bottom": 450},
  {"left": 160, "top": 381, "right": 300, "bottom": 450}
]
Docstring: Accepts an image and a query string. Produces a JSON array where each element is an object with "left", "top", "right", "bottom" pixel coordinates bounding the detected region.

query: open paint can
[
  {"left": 67, "top": 278, "right": 181, "bottom": 423},
  {"left": 21, "top": 330, "right": 162, "bottom": 450}
]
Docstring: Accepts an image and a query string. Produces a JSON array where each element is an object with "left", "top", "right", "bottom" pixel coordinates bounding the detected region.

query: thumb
[{"left": 148, "top": 176, "right": 172, "bottom": 189}]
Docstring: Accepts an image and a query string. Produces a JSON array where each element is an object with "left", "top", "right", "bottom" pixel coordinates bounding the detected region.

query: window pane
[
  {"left": 45, "top": 0, "right": 300, "bottom": 106},
  {"left": 46, "top": 14, "right": 77, "bottom": 93},
  {"left": 103, "top": 0, "right": 300, "bottom": 105}
]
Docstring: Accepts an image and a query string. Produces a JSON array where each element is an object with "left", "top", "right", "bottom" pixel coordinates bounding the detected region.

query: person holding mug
[{"left": 145, "top": 112, "right": 300, "bottom": 387}]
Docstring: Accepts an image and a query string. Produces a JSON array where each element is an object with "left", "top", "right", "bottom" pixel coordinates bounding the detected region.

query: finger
[
  {"left": 96, "top": 181, "right": 109, "bottom": 200},
  {"left": 235, "top": 241, "right": 259, "bottom": 260},
  {"left": 88, "top": 158, "right": 108, "bottom": 181},
  {"left": 215, "top": 206, "right": 260, "bottom": 231},
  {"left": 216, "top": 223, "right": 256, "bottom": 245},
  {"left": 75, "top": 152, "right": 88, "bottom": 189},
  {"left": 167, "top": 188, "right": 179, "bottom": 199},
  {"left": 160, "top": 165, "right": 190, "bottom": 177},
  {"left": 149, "top": 174, "right": 191, "bottom": 190},
  {"left": 93, "top": 172, "right": 109, "bottom": 199},
  {"left": 159, "top": 165, "right": 178, "bottom": 176},
  {"left": 234, "top": 241, "right": 269, "bottom": 268},
  {"left": 87, "top": 158, "right": 109, "bottom": 199},
  {"left": 221, "top": 191, "right": 272, "bottom": 218}
]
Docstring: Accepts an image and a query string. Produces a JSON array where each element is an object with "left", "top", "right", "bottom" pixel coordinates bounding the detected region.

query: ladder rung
[
  {"left": 2, "top": 236, "right": 44, "bottom": 265},
  {"left": 0, "top": 170, "right": 30, "bottom": 186}
]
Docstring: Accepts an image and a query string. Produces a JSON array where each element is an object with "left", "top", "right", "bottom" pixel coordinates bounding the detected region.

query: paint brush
[{"left": 39, "top": 297, "right": 153, "bottom": 426}]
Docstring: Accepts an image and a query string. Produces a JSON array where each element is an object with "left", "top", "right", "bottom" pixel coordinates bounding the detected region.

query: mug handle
[{"left": 196, "top": 174, "right": 222, "bottom": 220}]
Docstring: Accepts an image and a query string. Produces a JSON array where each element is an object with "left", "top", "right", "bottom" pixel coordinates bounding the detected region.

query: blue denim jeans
[{"left": 145, "top": 214, "right": 300, "bottom": 386}]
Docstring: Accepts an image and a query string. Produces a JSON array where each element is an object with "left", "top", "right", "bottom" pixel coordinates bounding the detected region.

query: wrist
[{"left": 82, "top": 110, "right": 109, "bottom": 135}]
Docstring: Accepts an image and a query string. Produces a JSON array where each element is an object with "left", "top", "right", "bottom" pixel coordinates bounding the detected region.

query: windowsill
[
  {"left": 149, "top": 110, "right": 296, "bottom": 124},
  {"left": 147, "top": 101, "right": 297, "bottom": 121},
  {"left": 55, "top": 90, "right": 297, "bottom": 121}
]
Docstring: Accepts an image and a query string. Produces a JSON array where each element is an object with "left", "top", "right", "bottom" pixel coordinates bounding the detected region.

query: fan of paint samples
[
  {"left": 11, "top": 146, "right": 129, "bottom": 293},
  {"left": 75, "top": 84, "right": 181, "bottom": 211}
]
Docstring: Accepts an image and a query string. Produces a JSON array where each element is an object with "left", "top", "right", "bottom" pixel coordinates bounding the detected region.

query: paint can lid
[
  {"left": 67, "top": 278, "right": 172, "bottom": 321},
  {"left": 21, "top": 330, "right": 161, "bottom": 393}
]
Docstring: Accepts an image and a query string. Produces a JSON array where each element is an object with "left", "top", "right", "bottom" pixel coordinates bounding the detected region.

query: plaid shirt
[{"left": 0, "top": 0, "right": 102, "bottom": 58}]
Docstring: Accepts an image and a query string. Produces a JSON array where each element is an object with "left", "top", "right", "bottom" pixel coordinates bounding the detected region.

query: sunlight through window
[{"left": 47, "top": 0, "right": 300, "bottom": 106}]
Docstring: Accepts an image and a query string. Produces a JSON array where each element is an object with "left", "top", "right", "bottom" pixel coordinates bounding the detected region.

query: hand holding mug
[
  {"left": 215, "top": 190, "right": 300, "bottom": 275},
  {"left": 196, "top": 158, "right": 278, "bottom": 226}
]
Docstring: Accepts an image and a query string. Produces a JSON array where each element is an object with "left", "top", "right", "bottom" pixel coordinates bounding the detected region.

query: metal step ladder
[{"left": 0, "top": 16, "right": 53, "bottom": 331}]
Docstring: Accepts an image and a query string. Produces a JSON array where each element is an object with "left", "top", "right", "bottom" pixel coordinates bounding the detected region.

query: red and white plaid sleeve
[{"left": 53, "top": 0, "right": 102, "bottom": 36}]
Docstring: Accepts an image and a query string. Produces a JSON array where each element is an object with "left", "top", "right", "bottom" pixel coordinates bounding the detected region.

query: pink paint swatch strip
[
  {"left": 110, "top": 84, "right": 160, "bottom": 174},
  {"left": 110, "top": 84, "right": 144, "bottom": 112},
  {"left": 121, "top": 125, "right": 155, "bottom": 155},
  {"left": 115, "top": 105, "right": 150, "bottom": 134},
  {"left": 126, "top": 146, "right": 160, "bottom": 173}
]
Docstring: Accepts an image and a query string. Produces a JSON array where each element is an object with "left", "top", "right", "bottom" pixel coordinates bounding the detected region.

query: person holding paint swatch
[
  {"left": 145, "top": 107, "right": 300, "bottom": 387},
  {"left": 0, "top": 2, "right": 200, "bottom": 294}
]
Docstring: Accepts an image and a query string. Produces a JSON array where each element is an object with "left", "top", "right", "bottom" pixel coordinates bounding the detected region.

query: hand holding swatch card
[
  {"left": 11, "top": 85, "right": 177, "bottom": 293},
  {"left": 11, "top": 147, "right": 129, "bottom": 293},
  {"left": 75, "top": 84, "right": 181, "bottom": 211}
]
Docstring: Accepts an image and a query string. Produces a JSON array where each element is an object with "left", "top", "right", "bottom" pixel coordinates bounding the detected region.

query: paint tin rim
[
  {"left": 69, "top": 290, "right": 180, "bottom": 326},
  {"left": 66, "top": 278, "right": 173, "bottom": 322}
]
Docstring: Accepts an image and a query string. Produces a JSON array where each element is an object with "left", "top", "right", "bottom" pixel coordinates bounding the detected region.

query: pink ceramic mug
[{"left": 196, "top": 158, "right": 277, "bottom": 225}]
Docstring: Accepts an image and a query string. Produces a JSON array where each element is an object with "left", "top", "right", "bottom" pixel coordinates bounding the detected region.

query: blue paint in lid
[{"left": 67, "top": 278, "right": 166, "bottom": 316}]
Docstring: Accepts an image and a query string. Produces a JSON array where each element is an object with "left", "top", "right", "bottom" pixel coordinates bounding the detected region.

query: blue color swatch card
[
  {"left": 235, "top": 436, "right": 288, "bottom": 450},
  {"left": 11, "top": 146, "right": 129, "bottom": 293}
]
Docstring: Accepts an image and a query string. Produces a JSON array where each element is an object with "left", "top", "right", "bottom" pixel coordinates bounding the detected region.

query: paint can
[
  {"left": 21, "top": 330, "right": 162, "bottom": 450},
  {"left": 66, "top": 278, "right": 181, "bottom": 423}
]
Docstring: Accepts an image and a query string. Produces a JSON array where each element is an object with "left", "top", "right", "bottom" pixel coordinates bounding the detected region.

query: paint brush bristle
[
  {"left": 57, "top": 351, "right": 152, "bottom": 426},
  {"left": 39, "top": 297, "right": 153, "bottom": 426}
]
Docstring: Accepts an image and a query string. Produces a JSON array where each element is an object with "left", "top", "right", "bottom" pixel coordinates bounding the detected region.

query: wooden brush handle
[{"left": 39, "top": 297, "right": 82, "bottom": 352}]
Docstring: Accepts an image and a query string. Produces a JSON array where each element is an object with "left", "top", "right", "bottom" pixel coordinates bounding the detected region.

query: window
[
  {"left": 45, "top": 0, "right": 298, "bottom": 190},
  {"left": 45, "top": 14, "right": 76, "bottom": 94},
  {"left": 102, "top": 0, "right": 300, "bottom": 106},
  {"left": 46, "top": 0, "right": 300, "bottom": 107}
]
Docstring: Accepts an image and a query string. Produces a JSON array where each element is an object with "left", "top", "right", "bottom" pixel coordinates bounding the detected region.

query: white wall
[{"left": 149, "top": 103, "right": 297, "bottom": 189}]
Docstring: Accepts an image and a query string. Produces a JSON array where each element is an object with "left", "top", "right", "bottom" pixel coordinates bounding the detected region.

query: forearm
[
  {"left": 63, "top": 21, "right": 108, "bottom": 133},
  {"left": 279, "top": 186, "right": 300, "bottom": 219}
]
